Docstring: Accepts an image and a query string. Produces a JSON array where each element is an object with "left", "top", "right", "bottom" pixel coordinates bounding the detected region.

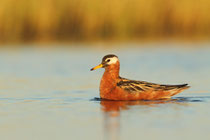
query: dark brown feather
[{"left": 117, "top": 77, "right": 189, "bottom": 93}]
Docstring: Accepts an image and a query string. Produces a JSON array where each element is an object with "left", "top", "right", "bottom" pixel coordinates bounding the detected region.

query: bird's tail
[
  {"left": 169, "top": 84, "right": 190, "bottom": 97},
  {"left": 175, "top": 84, "right": 190, "bottom": 90}
]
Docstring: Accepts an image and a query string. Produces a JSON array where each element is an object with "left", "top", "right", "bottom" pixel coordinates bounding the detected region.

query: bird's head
[{"left": 90, "top": 54, "right": 119, "bottom": 71}]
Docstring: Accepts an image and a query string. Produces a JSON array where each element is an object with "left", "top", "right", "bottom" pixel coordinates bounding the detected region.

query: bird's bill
[{"left": 90, "top": 64, "right": 103, "bottom": 71}]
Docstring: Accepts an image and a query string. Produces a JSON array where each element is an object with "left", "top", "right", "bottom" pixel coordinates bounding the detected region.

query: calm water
[{"left": 0, "top": 43, "right": 210, "bottom": 140}]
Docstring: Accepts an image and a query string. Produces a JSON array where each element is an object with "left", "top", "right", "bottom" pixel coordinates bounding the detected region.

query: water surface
[{"left": 0, "top": 43, "right": 209, "bottom": 140}]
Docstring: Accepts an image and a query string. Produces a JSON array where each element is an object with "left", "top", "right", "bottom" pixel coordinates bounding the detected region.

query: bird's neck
[
  {"left": 104, "top": 62, "right": 120, "bottom": 79},
  {"left": 100, "top": 63, "right": 120, "bottom": 99}
]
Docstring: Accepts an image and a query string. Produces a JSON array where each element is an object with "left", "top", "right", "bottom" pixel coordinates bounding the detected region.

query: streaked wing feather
[{"left": 117, "top": 77, "right": 188, "bottom": 93}]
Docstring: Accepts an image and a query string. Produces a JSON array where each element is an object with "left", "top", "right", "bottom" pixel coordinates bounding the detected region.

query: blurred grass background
[{"left": 0, "top": 0, "right": 210, "bottom": 43}]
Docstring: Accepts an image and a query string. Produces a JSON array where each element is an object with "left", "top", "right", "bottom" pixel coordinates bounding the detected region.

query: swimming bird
[{"left": 91, "top": 54, "right": 190, "bottom": 100}]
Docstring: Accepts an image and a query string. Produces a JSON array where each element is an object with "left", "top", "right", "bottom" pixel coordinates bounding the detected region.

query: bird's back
[{"left": 116, "top": 77, "right": 190, "bottom": 100}]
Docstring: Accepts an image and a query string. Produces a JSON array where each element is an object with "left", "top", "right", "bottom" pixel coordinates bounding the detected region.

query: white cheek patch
[{"left": 107, "top": 57, "right": 118, "bottom": 64}]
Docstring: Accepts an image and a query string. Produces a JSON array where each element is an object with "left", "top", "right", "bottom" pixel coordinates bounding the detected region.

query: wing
[{"left": 117, "top": 77, "right": 189, "bottom": 93}]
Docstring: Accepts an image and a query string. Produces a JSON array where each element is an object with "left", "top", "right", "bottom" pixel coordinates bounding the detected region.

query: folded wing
[{"left": 117, "top": 77, "right": 190, "bottom": 93}]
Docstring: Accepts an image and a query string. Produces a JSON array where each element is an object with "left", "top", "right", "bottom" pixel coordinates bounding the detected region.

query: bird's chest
[{"left": 99, "top": 73, "right": 117, "bottom": 98}]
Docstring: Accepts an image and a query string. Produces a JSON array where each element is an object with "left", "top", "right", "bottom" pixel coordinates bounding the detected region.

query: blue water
[{"left": 0, "top": 43, "right": 209, "bottom": 140}]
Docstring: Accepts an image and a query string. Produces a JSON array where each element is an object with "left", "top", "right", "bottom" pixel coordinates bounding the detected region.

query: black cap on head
[{"left": 102, "top": 54, "right": 118, "bottom": 62}]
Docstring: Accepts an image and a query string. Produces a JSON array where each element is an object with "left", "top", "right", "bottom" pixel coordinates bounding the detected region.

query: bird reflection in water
[
  {"left": 101, "top": 99, "right": 184, "bottom": 116},
  {"left": 100, "top": 99, "right": 187, "bottom": 140}
]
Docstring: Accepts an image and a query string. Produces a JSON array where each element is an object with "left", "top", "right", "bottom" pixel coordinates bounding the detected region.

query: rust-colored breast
[
  {"left": 100, "top": 77, "right": 187, "bottom": 100},
  {"left": 99, "top": 62, "right": 189, "bottom": 100},
  {"left": 101, "top": 85, "right": 181, "bottom": 100}
]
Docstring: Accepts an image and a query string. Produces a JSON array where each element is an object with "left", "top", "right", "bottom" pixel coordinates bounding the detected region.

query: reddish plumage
[{"left": 91, "top": 54, "right": 190, "bottom": 101}]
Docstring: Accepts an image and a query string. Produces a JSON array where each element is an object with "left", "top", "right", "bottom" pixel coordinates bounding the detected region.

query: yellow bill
[{"left": 90, "top": 64, "right": 103, "bottom": 71}]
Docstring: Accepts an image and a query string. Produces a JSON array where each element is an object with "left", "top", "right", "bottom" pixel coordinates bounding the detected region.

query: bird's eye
[{"left": 106, "top": 59, "right": 110, "bottom": 62}]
